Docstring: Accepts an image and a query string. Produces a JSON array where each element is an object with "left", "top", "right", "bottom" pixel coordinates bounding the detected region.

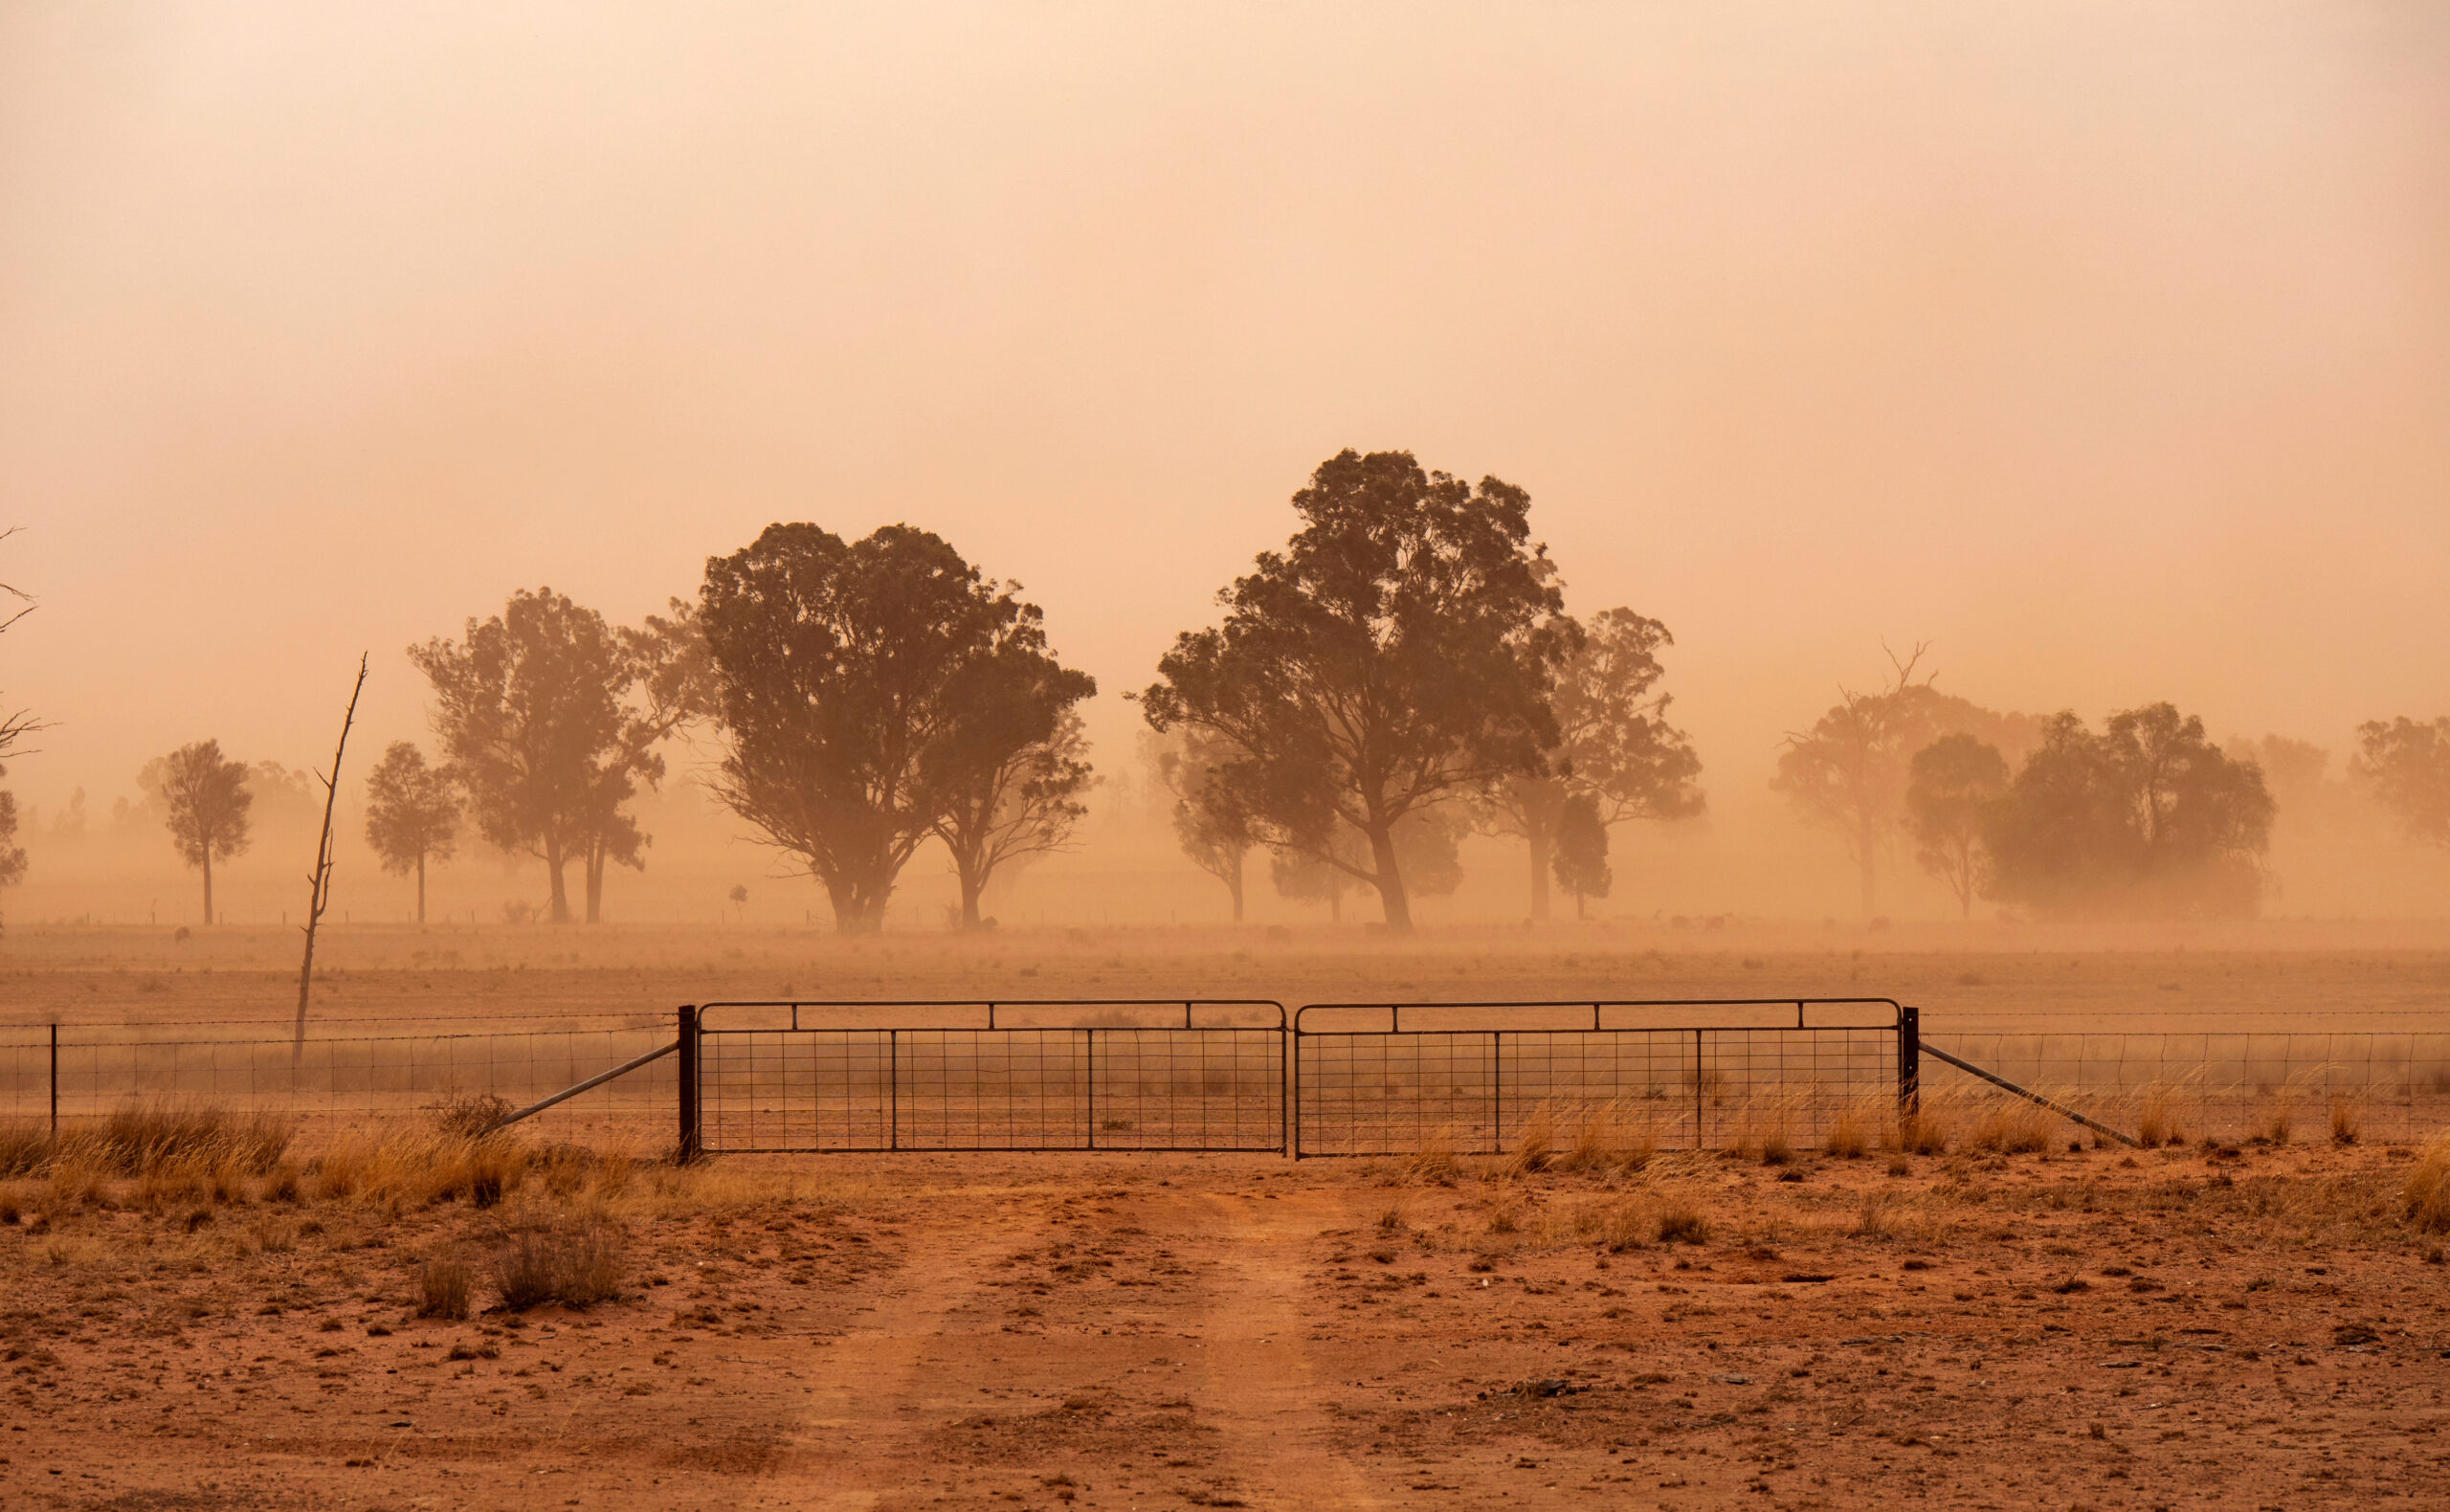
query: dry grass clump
[
  {"left": 311, "top": 1129, "right": 533, "bottom": 1208},
  {"left": 492, "top": 1211, "right": 625, "bottom": 1311},
  {"left": 1, "top": 1101, "right": 293, "bottom": 1187},
  {"left": 2404, "top": 1132, "right": 2450, "bottom": 1234},
  {"left": 1395, "top": 1126, "right": 1463, "bottom": 1186},
  {"left": 1823, "top": 1097, "right": 1877, "bottom": 1159},
  {"left": 1890, "top": 1106, "right": 1949, "bottom": 1157},
  {"left": 416, "top": 1256, "right": 472, "bottom": 1321},
  {"left": 1964, "top": 1096, "right": 2056, "bottom": 1155},
  {"left": 2251, "top": 1098, "right": 2294, "bottom": 1145},
  {"left": 1653, "top": 1197, "right": 1711, "bottom": 1246},
  {"left": 1549, "top": 1101, "right": 1658, "bottom": 1175},
  {"left": 2131, "top": 1081, "right": 2193, "bottom": 1148},
  {"left": 2328, "top": 1096, "right": 2363, "bottom": 1147},
  {"left": 1501, "top": 1105, "right": 1557, "bottom": 1178}
]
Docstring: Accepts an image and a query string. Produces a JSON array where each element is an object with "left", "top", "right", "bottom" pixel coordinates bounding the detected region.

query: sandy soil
[{"left": 4, "top": 1136, "right": 2447, "bottom": 1511}]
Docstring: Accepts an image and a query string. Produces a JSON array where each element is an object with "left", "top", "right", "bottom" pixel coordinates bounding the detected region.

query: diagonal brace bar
[
  {"left": 478, "top": 1039, "right": 679, "bottom": 1137},
  {"left": 1917, "top": 1038, "right": 2139, "bottom": 1148}
]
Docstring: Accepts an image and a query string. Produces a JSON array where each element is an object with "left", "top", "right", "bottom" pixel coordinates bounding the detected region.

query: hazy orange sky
[{"left": 4, "top": 3, "right": 2446, "bottom": 823}]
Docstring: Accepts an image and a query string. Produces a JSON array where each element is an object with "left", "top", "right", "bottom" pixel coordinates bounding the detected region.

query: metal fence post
[
  {"left": 49, "top": 1024, "right": 58, "bottom": 1141},
  {"left": 1692, "top": 1027, "right": 1704, "bottom": 1149},
  {"left": 677, "top": 1005, "right": 701, "bottom": 1163},
  {"left": 1898, "top": 1004, "right": 1921, "bottom": 1117}
]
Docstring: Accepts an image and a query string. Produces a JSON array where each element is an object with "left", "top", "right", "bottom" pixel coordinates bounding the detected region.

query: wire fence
[
  {"left": 0, "top": 1018, "right": 677, "bottom": 1151},
  {"left": 6, "top": 1006, "right": 2448, "bottom": 1161},
  {"left": 1921, "top": 1030, "right": 2450, "bottom": 1146}
]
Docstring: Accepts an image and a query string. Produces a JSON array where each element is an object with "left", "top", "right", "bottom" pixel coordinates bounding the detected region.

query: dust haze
[{"left": 3, "top": 4, "right": 2448, "bottom": 933}]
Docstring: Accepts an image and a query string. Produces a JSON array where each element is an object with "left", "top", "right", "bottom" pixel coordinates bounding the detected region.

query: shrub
[
  {"left": 2329, "top": 1097, "right": 2362, "bottom": 1147},
  {"left": 427, "top": 1091, "right": 517, "bottom": 1140},
  {"left": 417, "top": 1256, "right": 473, "bottom": 1321},
  {"left": 492, "top": 1213, "right": 625, "bottom": 1311}
]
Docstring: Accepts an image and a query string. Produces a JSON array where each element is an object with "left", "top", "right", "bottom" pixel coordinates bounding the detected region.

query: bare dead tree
[
  {"left": 0, "top": 526, "right": 49, "bottom": 763},
  {"left": 294, "top": 655, "right": 368, "bottom": 1064}
]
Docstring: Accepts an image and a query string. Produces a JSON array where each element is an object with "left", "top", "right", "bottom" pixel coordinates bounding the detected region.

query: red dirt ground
[{"left": 4, "top": 1138, "right": 2447, "bottom": 1510}]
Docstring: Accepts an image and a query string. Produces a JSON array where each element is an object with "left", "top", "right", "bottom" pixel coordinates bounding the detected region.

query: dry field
[{"left": 1, "top": 923, "right": 2447, "bottom": 1508}]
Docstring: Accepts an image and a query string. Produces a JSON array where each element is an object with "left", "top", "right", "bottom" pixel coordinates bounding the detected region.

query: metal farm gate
[
  {"left": 1290, "top": 998, "right": 1914, "bottom": 1158},
  {"left": 679, "top": 1000, "right": 1288, "bottom": 1155}
]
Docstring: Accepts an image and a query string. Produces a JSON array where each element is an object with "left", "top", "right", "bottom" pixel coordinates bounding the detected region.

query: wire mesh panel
[
  {"left": 694, "top": 1001, "right": 1287, "bottom": 1153},
  {"left": 1924, "top": 1030, "right": 2450, "bottom": 1145},
  {"left": 1293, "top": 1000, "right": 1904, "bottom": 1158},
  {"left": 0, "top": 1019, "right": 679, "bottom": 1150}
]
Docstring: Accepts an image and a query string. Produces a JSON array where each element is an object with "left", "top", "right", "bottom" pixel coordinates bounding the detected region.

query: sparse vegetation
[{"left": 491, "top": 1210, "right": 625, "bottom": 1310}]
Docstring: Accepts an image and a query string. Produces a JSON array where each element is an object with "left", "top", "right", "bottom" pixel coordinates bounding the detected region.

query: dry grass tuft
[
  {"left": 1653, "top": 1198, "right": 1711, "bottom": 1246},
  {"left": 1396, "top": 1126, "right": 1463, "bottom": 1186},
  {"left": 1501, "top": 1105, "right": 1556, "bottom": 1178},
  {"left": 2134, "top": 1083, "right": 2184, "bottom": 1149},
  {"left": 492, "top": 1212, "right": 625, "bottom": 1311},
  {"left": 2329, "top": 1096, "right": 2363, "bottom": 1147},
  {"left": 1965, "top": 1096, "right": 2056, "bottom": 1155},
  {"left": 416, "top": 1256, "right": 472, "bottom": 1321},
  {"left": 2405, "top": 1132, "right": 2450, "bottom": 1234}
]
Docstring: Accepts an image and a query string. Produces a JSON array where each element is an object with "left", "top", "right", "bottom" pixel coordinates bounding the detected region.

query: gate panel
[
  {"left": 694, "top": 1001, "right": 1286, "bottom": 1153},
  {"left": 1293, "top": 1000, "right": 1904, "bottom": 1158}
]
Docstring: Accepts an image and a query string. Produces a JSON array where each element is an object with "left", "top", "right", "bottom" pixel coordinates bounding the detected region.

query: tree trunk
[
  {"left": 1857, "top": 814, "right": 1878, "bottom": 920},
  {"left": 1365, "top": 822, "right": 1413, "bottom": 932},
  {"left": 1526, "top": 812, "right": 1554, "bottom": 923},
  {"left": 1573, "top": 887, "right": 1587, "bottom": 922},
  {"left": 1226, "top": 849, "right": 1244, "bottom": 923},
  {"left": 584, "top": 836, "right": 606, "bottom": 924},
  {"left": 202, "top": 848, "right": 213, "bottom": 927},
  {"left": 546, "top": 840, "right": 570, "bottom": 923},
  {"left": 955, "top": 847, "right": 986, "bottom": 929},
  {"left": 415, "top": 850, "right": 427, "bottom": 925}
]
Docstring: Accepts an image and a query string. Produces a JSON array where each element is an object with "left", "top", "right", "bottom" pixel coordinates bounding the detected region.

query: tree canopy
[
  {"left": 144, "top": 740, "right": 252, "bottom": 924},
  {"left": 1773, "top": 648, "right": 2038, "bottom": 918},
  {"left": 1142, "top": 449, "right": 1573, "bottom": 931},
  {"left": 1904, "top": 734, "right": 2010, "bottom": 919},
  {"left": 363, "top": 741, "right": 462, "bottom": 924},
  {"left": 2354, "top": 716, "right": 2450, "bottom": 852},
  {"left": 1148, "top": 726, "right": 1261, "bottom": 923},
  {"left": 410, "top": 588, "right": 694, "bottom": 924},
  {"left": 699, "top": 523, "right": 1084, "bottom": 934},
  {"left": 1550, "top": 790, "right": 1612, "bottom": 920},
  {"left": 1478, "top": 606, "right": 1701, "bottom": 920},
  {"left": 1983, "top": 704, "right": 2274, "bottom": 917}
]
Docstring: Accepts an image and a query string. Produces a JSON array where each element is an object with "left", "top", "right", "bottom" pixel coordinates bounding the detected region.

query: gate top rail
[
  {"left": 1292, "top": 997, "right": 1905, "bottom": 1034},
  {"left": 695, "top": 999, "right": 1287, "bottom": 1032}
]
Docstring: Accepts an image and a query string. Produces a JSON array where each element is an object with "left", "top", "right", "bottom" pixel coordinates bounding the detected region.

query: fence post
[
  {"left": 49, "top": 1023, "right": 58, "bottom": 1142},
  {"left": 677, "top": 1005, "right": 701, "bottom": 1163},
  {"left": 1692, "top": 1028, "right": 1704, "bottom": 1149},
  {"left": 1897, "top": 1004, "right": 1921, "bottom": 1117}
]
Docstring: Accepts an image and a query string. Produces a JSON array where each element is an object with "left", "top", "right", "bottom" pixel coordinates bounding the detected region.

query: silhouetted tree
[
  {"left": 698, "top": 523, "right": 1052, "bottom": 934},
  {"left": 1149, "top": 727, "right": 1260, "bottom": 923},
  {"left": 364, "top": 741, "right": 461, "bottom": 923},
  {"left": 1983, "top": 704, "right": 2274, "bottom": 918},
  {"left": 1773, "top": 647, "right": 2038, "bottom": 918},
  {"left": 1142, "top": 450, "right": 1574, "bottom": 931},
  {"left": 1904, "top": 734, "right": 2009, "bottom": 919},
  {"left": 1550, "top": 790, "right": 1612, "bottom": 920},
  {"left": 2354, "top": 716, "right": 2450, "bottom": 851},
  {"left": 1478, "top": 608, "right": 1702, "bottom": 921},
  {"left": 145, "top": 740, "right": 253, "bottom": 924},
  {"left": 0, "top": 766, "right": 25, "bottom": 932},
  {"left": 411, "top": 589, "right": 694, "bottom": 924},
  {"left": 931, "top": 675, "right": 1097, "bottom": 930}
]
